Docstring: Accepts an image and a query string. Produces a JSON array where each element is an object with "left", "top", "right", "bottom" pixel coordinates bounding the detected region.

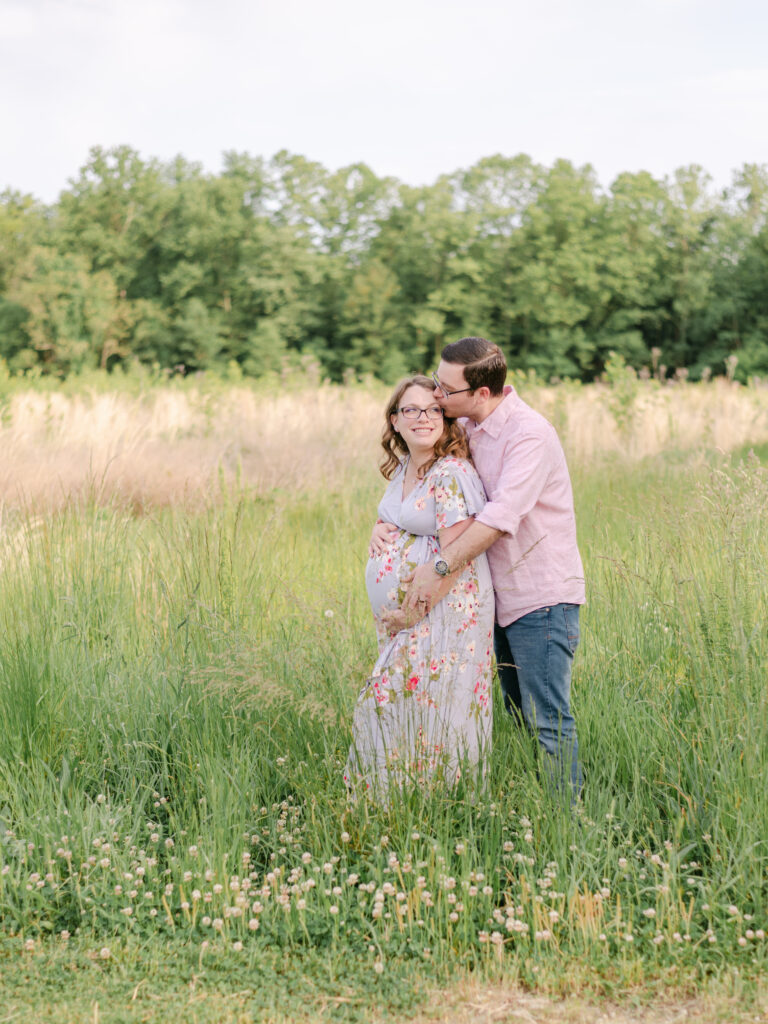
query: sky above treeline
[{"left": 2, "top": 0, "right": 767, "bottom": 203}]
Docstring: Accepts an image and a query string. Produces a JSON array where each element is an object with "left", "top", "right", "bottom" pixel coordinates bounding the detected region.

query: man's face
[{"left": 433, "top": 360, "right": 479, "bottom": 420}]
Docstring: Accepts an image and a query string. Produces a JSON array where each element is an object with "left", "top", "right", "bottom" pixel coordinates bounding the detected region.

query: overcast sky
[{"left": 2, "top": 0, "right": 767, "bottom": 203}]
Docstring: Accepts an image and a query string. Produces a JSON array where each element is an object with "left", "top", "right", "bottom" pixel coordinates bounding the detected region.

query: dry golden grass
[
  {"left": 535, "top": 378, "right": 768, "bottom": 461},
  {"left": 0, "top": 384, "right": 384, "bottom": 512},
  {"left": 2, "top": 378, "right": 768, "bottom": 511}
]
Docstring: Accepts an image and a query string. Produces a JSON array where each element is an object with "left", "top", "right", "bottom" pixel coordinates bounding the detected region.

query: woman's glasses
[{"left": 398, "top": 405, "right": 444, "bottom": 420}]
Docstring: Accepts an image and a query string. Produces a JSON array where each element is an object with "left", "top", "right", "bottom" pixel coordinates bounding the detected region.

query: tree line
[{"left": 1, "top": 146, "right": 767, "bottom": 382}]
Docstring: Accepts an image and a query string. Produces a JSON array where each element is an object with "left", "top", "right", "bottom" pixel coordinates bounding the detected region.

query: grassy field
[{"left": 0, "top": 374, "right": 766, "bottom": 1022}]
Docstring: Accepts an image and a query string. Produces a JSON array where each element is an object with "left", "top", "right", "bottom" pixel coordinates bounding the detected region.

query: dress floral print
[{"left": 345, "top": 457, "right": 495, "bottom": 801}]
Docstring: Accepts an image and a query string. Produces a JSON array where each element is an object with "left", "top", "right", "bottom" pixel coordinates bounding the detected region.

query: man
[{"left": 403, "top": 336, "right": 585, "bottom": 795}]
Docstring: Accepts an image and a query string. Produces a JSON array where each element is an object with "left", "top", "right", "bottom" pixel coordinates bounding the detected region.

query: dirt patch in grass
[
  {"left": 414, "top": 982, "right": 767, "bottom": 1024},
  {"left": 2, "top": 969, "right": 766, "bottom": 1024}
]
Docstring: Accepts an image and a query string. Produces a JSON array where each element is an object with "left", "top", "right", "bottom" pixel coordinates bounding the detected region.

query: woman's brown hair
[{"left": 380, "top": 375, "right": 470, "bottom": 480}]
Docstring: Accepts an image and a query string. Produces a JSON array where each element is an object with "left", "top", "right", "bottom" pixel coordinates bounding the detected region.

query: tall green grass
[{"left": 0, "top": 451, "right": 766, "bottom": 1015}]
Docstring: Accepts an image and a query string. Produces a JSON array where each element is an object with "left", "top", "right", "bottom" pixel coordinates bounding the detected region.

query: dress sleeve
[
  {"left": 432, "top": 458, "right": 487, "bottom": 531},
  {"left": 377, "top": 465, "right": 404, "bottom": 525}
]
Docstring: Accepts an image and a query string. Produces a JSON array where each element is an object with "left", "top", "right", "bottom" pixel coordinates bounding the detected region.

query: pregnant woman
[{"left": 344, "top": 375, "right": 495, "bottom": 802}]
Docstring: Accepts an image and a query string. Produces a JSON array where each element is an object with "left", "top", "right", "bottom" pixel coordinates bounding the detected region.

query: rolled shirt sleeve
[{"left": 475, "top": 433, "right": 550, "bottom": 538}]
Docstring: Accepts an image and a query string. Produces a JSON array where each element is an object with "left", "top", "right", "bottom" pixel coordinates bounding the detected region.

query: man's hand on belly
[{"left": 402, "top": 564, "right": 453, "bottom": 615}]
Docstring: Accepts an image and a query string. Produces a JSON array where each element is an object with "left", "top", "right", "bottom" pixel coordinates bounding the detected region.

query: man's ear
[{"left": 475, "top": 386, "right": 491, "bottom": 403}]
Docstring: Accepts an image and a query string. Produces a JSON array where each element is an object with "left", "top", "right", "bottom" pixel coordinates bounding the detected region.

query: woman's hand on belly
[{"left": 369, "top": 521, "right": 399, "bottom": 558}]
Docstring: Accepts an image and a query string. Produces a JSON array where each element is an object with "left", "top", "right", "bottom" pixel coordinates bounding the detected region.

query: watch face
[{"left": 435, "top": 557, "right": 449, "bottom": 576}]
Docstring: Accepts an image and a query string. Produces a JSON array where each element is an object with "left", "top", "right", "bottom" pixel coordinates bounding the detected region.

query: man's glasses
[
  {"left": 432, "top": 372, "right": 473, "bottom": 396},
  {"left": 398, "top": 405, "right": 444, "bottom": 420}
]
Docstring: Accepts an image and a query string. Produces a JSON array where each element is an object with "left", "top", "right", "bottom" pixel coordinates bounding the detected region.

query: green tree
[
  {"left": 338, "top": 259, "right": 407, "bottom": 380},
  {"left": 4, "top": 146, "right": 765, "bottom": 383},
  {"left": 499, "top": 160, "right": 607, "bottom": 377},
  {"left": 0, "top": 190, "right": 48, "bottom": 291},
  {"left": 6, "top": 247, "right": 129, "bottom": 373},
  {"left": 0, "top": 190, "right": 49, "bottom": 365},
  {"left": 591, "top": 170, "right": 672, "bottom": 372},
  {"left": 55, "top": 146, "right": 169, "bottom": 293},
  {"left": 371, "top": 178, "right": 495, "bottom": 369},
  {"left": 701, "top": 164, "right": 768, "bottom": 378},
  {"left": 658, "top": 165, "right": 720, "bottom": 371},
  {"left": 448, "top": 153, "right": 545, "bottom": 235}
]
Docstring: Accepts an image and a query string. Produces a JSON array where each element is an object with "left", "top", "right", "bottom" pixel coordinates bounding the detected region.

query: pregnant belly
[{"left": 365, "top": 533, "right": 436, "bottom": 619}]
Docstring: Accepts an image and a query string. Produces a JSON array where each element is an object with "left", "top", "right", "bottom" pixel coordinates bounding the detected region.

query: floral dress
[{"left": 344, "top": 456, "right": 495, "bottom": 801}]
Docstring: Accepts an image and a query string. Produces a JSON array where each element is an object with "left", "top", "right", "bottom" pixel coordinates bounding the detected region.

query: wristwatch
[{"left": 434, "top": 555, "right": 450, "bottom": 577}]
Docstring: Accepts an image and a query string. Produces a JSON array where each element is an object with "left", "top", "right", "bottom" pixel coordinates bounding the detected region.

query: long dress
[{"left": 344, "top": 455, "right": 495, "bottom": 801}]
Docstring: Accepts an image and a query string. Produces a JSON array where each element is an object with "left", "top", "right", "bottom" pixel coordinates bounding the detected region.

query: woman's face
[{"left": 390, "top": 385, "right": 445, "bottom": 457}]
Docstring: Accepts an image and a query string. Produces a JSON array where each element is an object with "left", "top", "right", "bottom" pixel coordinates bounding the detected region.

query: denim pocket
[{"left": 562, "top": 604, "right": 580, "bottom": 654}]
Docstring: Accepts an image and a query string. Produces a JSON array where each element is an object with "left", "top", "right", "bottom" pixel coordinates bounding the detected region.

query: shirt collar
[{"left": 467, "top": 385, "right": 518, "bottom": 439}]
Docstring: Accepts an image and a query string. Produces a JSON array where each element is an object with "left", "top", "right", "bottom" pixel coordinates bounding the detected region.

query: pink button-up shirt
[{"left": 464, "top": 385, "right": 585, "bottom": 627}]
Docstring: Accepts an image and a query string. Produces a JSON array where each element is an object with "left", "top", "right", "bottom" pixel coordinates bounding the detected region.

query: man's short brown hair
[{"left": 441, "top": 337, "right": 507, "bottom": 396}]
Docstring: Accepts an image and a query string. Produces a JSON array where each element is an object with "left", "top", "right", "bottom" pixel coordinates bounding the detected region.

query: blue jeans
[{"left": 494, "top": 604, "right": 582, "bottom": 796}]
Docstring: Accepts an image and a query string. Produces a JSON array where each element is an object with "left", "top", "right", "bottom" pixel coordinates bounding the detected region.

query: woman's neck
[{"left": 407, "top": 449, "right": 433, "bottom": 475}]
